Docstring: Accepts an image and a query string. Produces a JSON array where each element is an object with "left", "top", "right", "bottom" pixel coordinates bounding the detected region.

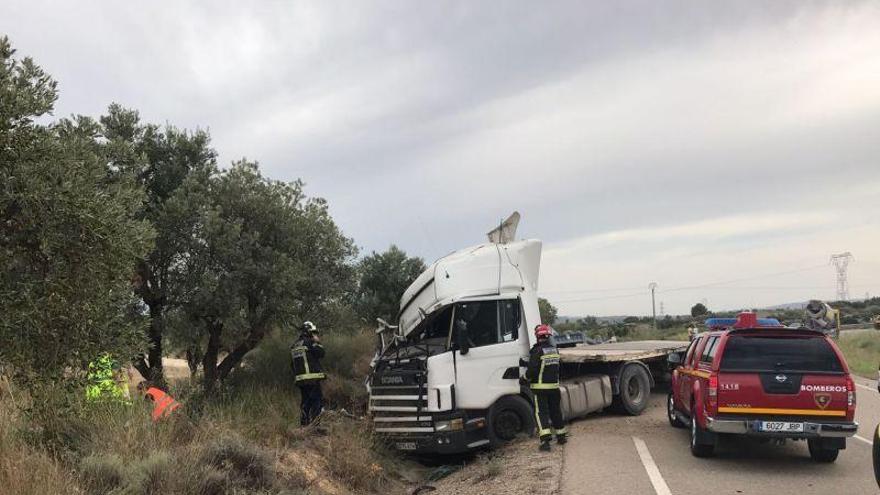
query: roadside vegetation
[
  {"left": 836, "top": 331, "right": 880, "bottom": 379},
  {"left": 0, "top": 35, "right": 431, "bottom": 495}
]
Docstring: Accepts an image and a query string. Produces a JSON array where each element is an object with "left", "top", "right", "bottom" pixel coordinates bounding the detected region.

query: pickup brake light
[
  {"left": 707, "top": 373, "right": 718, "bottom": 415},
  {"left": 845, "top": 375, "right": 856, "bottom": 412}
]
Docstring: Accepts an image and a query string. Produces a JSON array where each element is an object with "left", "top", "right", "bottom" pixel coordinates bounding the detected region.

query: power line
[{"left": 657, "top": 264, "right": 828, "bottom": 294}]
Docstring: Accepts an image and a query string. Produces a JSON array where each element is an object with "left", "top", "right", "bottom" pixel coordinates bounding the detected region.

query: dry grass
[{"left": 0, "top": 329, "right": 408, "bottom": 495}]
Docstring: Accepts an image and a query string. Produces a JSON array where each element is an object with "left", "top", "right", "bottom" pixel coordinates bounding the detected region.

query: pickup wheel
[
  {"left": 614, "top": 364, "right": 651, "bottom": 415},
  {"left": 487, "top": 395, "right": 535, "bottom": 448},
  {"left": 808, "top": 439, "right": 839, "bottom": 463},
  {"left": 667, "top": 392, "right": 685, "bottom": 428},
  {"left": 689, "top": 408, "right": 715, "bottom": 457}
]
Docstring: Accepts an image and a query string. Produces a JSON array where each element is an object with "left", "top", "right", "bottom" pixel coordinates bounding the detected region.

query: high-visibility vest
[
  {"left": 527, "top": 343, "right": 561, "bottom": 390},
  {"left": 290, "top": 338, "right": 326, "bottom": 383},
  {"left": 86, "top": 354, "right": 129, "bottom": 402},
  {"left": 144, "top": 387, "right": 180, "bottom": 422}
]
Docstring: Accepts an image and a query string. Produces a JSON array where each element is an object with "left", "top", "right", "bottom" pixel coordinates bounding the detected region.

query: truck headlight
[{"left": 434, "top": 418, "right": 464, "bottom": 432}]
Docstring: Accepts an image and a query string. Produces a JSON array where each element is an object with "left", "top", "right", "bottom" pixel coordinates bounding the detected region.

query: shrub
[
  {"left": 80, "top": 454, "right": 125, "bottom": 493},
  {"left": 199, "top": 435, "right": 275, "bottom": 490}
]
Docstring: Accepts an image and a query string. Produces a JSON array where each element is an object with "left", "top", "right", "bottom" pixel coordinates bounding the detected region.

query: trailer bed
[{"left": 559, "top": 340, "right": 688, "bottom": 363}]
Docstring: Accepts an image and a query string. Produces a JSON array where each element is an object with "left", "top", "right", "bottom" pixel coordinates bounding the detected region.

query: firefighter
[
  {"left": 526, "top": 324, "right": 567, "bottom": 451},
  {"left": 291, "top": 321, "right": 326, "bottom": 426}
]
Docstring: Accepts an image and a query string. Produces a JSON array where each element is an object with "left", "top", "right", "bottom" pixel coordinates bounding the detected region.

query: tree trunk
[
  {"left": 132, "top": 262, "right": 167, "bottom": 389},
  {"left": 216, "top": 325, "right": 266, "bottom": 382},
  {"left": 202, "top": 320, "right": 223, "bottom": 394}
]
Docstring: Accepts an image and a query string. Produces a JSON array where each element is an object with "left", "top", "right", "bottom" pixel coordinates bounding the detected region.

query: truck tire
[
  {"left": 690, "top": 406, "right": 715, "bottom": 457},
  {"left": 667, "top": 392, "right": 685, "bottom": 428},
  {"left": 808, "top": 439, "right": 839, "bottom": 463},
  {"left": 614, "top": 364, "right": 651, "bottom": 415},
  {"left": 487, "top": 395, "right": 535, "bottom": 448}
]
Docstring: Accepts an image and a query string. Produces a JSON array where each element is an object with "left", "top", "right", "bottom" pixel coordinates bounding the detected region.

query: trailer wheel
[
  {"left": 487, "top": 395, "right": 535, "bottom": 447},
  {"left": 614, "top": 364, "right": 651, "bottom": 415}
]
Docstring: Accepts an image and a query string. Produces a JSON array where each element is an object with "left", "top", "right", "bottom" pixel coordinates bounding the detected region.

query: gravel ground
[{"left": 420, "top": 437, "right": 564, "bottom": 495}]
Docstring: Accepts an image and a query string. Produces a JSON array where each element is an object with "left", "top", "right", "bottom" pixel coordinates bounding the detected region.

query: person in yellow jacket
[{"left": 85, "top": 353, "right": 130, "bottom": 403}]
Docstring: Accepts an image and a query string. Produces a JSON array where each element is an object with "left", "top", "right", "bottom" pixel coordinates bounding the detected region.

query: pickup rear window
[{"left": 719, "top": 335, "right": 843, "bottom": 373}]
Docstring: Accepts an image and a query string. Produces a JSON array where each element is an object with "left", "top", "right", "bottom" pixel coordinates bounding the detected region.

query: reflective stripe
[
  {"left": 554, "top": 427, "right": 568, "bottom": 435},
  {"left": 533, "top": 395, "right": 551, "bottom": 437},
  {"left": 534, "top": 352, "right": 560, "bottom": 389},
  {"left": 530, "top": 383, "right": 560, "bottom": 390},
  {"left": 295, "top": 372, "right": 325, "bottom": 382},
  {"left": 717, "top": 406, "right": 846, "bottom": 417}
]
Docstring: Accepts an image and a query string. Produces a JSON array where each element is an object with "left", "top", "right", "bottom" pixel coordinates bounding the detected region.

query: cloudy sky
[{"left": 3, "top": 1, "right": 879, "bottom": 316}]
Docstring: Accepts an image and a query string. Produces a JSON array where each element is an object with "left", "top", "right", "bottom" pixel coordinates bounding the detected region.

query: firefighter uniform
[
  {"left": 291, "top": 327, "right": 326, "bottom": 426},
  {"left": 527, "top": 339, "right": 567, "bottom": 447}
]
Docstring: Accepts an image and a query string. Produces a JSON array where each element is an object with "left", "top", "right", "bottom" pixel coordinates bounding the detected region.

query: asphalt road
[{"left": 561, "top": 376, "right": 880, "bottom": 494}]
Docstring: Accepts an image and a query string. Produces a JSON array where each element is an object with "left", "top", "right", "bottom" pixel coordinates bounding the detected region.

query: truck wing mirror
[
  {"left": 667, "top": 352, "right": 682, "bottom": 366},
  {"left": 455, "top": 320, "right": 470, "bottom": 355}
]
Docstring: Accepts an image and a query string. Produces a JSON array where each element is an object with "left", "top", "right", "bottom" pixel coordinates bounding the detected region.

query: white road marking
[
  {"left": 632, "top": 436, "right": 673, "bottom": 495},
  {"left": 856, "top": 383, "right": 875, "bottom": 393},
  {"left": 854, "top": 434, "right": 872, "bottom": 446}
]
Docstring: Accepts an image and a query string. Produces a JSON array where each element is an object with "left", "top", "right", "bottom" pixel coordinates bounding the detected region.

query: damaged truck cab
[{"left": 369, "top": 240, "right": 543, "bottom": 453}]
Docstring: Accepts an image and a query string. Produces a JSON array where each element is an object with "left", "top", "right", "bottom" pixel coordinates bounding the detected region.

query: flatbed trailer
[
  {"left": 557, "top": 340, "right": 690, "bottom": 420},
  {"left": 560, "top": 340, "right": 689, "bottom": 363}
]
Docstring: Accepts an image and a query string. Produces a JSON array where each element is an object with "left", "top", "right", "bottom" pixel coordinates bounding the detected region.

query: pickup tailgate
[{"left": 716, "top": 333, "right": 849, "bottom": 419}]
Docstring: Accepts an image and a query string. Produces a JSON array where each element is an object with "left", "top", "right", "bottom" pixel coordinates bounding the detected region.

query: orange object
[{"left": 144, "top": 387, "right": 181, "bottom": 422}]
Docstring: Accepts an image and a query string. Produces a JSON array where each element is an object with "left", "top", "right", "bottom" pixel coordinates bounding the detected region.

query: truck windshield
[
  {"left": 382, "top": 305, "right": 453, "bottom": 359},
  {"left": 719, "top": 335, "right": 843, "bottom": 373}
]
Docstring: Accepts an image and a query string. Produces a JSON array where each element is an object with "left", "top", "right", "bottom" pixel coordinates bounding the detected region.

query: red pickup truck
[{"left": 667, "top": 312, "right": 858, "bottom": 462}]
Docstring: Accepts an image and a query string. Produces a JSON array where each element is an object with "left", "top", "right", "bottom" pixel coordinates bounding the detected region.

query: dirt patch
[{"left": 424, "top": 438, "right": 564, "bottom": 495}]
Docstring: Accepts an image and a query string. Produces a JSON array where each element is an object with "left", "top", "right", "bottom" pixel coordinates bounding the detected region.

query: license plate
[
  {"left": 395, "top": 442, "right": 418, "bottom": 451},
  {"left": 759, "top": 421, "right": 804, "bottom": 433}
]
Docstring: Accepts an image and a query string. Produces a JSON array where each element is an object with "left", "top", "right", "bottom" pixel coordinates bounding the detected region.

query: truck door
[{"left": 451, "top": 298, "right": 525, "bottom": 410}]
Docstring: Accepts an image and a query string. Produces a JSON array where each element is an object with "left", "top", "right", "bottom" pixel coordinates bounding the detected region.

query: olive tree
[
  {"left": 0, "top": 37, "right": 153, "bottom": 384},
  {"left": 355, "top": 245, "right": 426, "bottom": 323},
  {"left": 100, "top": 104, "right": 217, "bottom": 387},
  {"left": 176, "top": 161, "right": 357, "bottom": 392}
]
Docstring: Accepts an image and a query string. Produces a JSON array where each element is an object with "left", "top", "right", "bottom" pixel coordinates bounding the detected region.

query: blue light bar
[{"left": 705, "top": 317, "right": 782, "bottom": 329}]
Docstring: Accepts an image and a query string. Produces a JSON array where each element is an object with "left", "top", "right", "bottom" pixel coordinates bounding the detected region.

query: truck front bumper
[{"left": 706, "top": 417, "right": 858, "bottom": 438}]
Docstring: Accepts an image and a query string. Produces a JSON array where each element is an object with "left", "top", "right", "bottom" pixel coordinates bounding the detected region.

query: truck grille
[{"left": 369, "top": 369, "right": 432, "bottom": 434}]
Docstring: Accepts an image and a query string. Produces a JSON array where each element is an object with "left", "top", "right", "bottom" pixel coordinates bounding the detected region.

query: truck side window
[
  {"left": 455, "top": 299, "right": 520, "bottom": 348},
  {"left": 499, "top": 299, "right": 521, "bottom": 343}
]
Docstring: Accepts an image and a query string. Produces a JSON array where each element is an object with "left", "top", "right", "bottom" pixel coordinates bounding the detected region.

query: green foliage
[
  {"left": 355, "top": 245, "right": 426, "bottom": 323},
  {"left": 690, "top": 303, "right": 708, "bottom": 317},
  {"left": 174, "top": 161, "right": 358, "bottom": 391},
  {"left": 537, "top": 297, "right": 558, "bottom": 325},
  {"left": 99, "top": 103, "right": 218, "bottom": 386},
  {"left": 0, "top": 36, "right": 153, "bottom": 385}
]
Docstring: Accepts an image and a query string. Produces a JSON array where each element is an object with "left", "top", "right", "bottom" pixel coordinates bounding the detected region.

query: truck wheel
[
  {"left": 614, "top": 364, "right": 651, "bottom": 415},
  {"left": 690, "top": 409, "right": 715, "bottom": 458},
  {"left": 487, "top": 395, "right": 535, "bottom": 447},
  {"left": 808, "top": 439, "right": 839, "bottom": 463},
  {"left": 667, "top": 392, "right": 685, "bottom": 428}
]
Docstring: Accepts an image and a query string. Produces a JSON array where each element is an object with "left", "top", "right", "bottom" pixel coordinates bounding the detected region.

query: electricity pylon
[{"left": 829, "top": 252, "right": 854, "bottom": 301}]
